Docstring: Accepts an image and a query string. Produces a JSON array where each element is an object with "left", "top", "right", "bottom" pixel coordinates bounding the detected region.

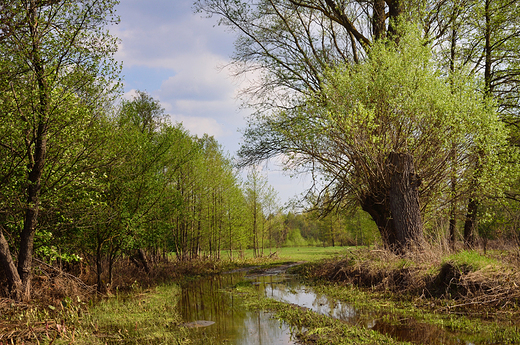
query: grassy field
[{"left": 221, "top": 245, "right": 354, "bottom": 263}]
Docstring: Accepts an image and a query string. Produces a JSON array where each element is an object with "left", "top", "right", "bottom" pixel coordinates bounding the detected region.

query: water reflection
[
  {"left": 179, "top": 274, "right": 297, "bottom": 345},
  {"left": 179, "top": 271, "right": 488, "bottom": 345},
  {"left": 260, "top": 275, "right": 358, "bottom": 322},
  {"left": 251, "top": 274, "right": 484, "bottom": 345}
]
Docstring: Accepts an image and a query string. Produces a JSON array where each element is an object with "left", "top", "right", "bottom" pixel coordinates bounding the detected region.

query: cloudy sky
[{"left": 110, "top": 0, "right": 310, "bottom": 205}]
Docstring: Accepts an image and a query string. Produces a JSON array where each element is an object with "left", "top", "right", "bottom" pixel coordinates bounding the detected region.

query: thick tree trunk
[
  {"left": 361, "top": 190, "right": 396, "bottom": 248},
  {"left": 0, "top": 227, "right": 22, "bottom": 300},
  {"left": 362, "top": 153, "right": 424, "bottom": 253},
  {"left": 388, "top": 152, "right": 424, "bottom": 250}
]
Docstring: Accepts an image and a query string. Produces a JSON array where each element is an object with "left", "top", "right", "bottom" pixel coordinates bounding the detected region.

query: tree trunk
[
  {"left": 372, "top": 0, "right": 386, "bottom": 40},
  {"left": 386, "top": 0, "right": 402, "bottom": 40},
  {"left": 388, "top": 152, "right": 424, "bottom": 251},
  {"left": 138, "top": 248, "right": 150, "bottom": 274},
  {"left": 253, "top": 194, "right": 258, "bottom": 258},
  {"left": 463, "top": 197, "right": 478, "bottom": 247},
  {"left": 361, "top": 152, "right": 424, "bottom": 253},
  {"left": 361, "top": 190, "right": 395, "bottom": 248},
  {"left": 96, "top": 243, "right": 103, "bottom": 293},
  {"left": 462, "top": 0, "right": 490, "bottom": 249},
  {"left": 448, "top": 145, "right": 457, "bottom": 248},
  {"left": 16, "top": 0, "right": 50, "bottom": 301},
  {"left": 0, "top": 227, "right": 22, "bottom": 300},
  {"left": 18, "top": 142, "right": 45, "bottom": 301}
]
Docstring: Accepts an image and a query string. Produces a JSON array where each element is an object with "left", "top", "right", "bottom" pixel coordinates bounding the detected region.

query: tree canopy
[{"left": 238, "top": 30, "right": 511, "bottom": 251}]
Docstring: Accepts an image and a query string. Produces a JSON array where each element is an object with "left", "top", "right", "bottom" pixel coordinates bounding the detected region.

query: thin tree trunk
[
  {"left": 464, "top": 197, "right": 478, "bottom": 247},
  {"left": 96, "top": 241, "right": 103, "bottom": 292},
  {"left": 463, "top": 0, "right": 492, "bottom": 249},
  {"left": 448, "top": 145, "right": 457, "bottom": 248},
  {"left": 138, "top": 248, "right": 150, "bottom": 274},
  {"left": 448, "top": 194, "right": 457, "bottom": 248},
  {"left": 18, "top": 1, "right": 49, "bottom": 300},
  {"left": 386, "top": 0, "right": 402, "bottom": 40},
  {"left": 228, "top": 210, "right": 233, "bottom": 260},
  {"left": 253, "top": 191, "right": 258, "bottom": 258},
  {"left": 448, "top": 27, "right": 458, "bottom": 249},
  {"left": 0, "top": 227, "right": 22, "bottom": 300},
  {"left": 372, "top": 0, "right": 386, "bottom": 40},
  {"left": 330, "top": 214, "right": 335, "bottom": 247}
]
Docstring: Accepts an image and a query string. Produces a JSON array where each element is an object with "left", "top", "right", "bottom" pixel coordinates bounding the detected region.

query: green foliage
[
  {"left": 284, "top": 228, "right": 308, "bottom": 247},
  {"left": 239, "top": 27, "right": 511, "bottom": 242},
  {"left": 243, "top": 168, "right": 280, "bottom": 257}
]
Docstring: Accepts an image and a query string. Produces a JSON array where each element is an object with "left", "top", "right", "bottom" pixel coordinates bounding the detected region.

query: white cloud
[
  {"left": 157, "top": 54, "right": 234, "bottom": 101},
  {"left": 111, "top": 1, "right": 233, "bottom": 70},
  {"left": 123, "top": 89, "right": 139, "bottom": 100},
  {"left": 108, "top": 0, "right": 303, "bottom": 203},
  {"left": 169, "top": 114, "right": 226, "bottom": 138}
]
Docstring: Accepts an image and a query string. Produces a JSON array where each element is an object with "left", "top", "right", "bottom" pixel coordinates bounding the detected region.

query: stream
[{"left": 179, "top": 267, "right": 483, "bottom": 344}]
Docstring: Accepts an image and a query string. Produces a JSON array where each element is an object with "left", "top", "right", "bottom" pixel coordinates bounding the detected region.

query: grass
[
  {"left": 52, "top": 284, "right": 190, "bottom": 344},
  {"left": 306, "top": 281, "right": 520, "bottom": 344},
  {"left": 220, "top": 245, "right": 353, "bottom": 263},
  {"left": 5, "top": 246, "right": 520, "bottom": 344},
  {"left": 290, "top": 247, "right": 520, "bottom": 344},
  {"left": 441, "top": 250, "right": 507, "bottom": 272},
  {"left": 276, "top": 246, "right": 353, "bottom": 261}
]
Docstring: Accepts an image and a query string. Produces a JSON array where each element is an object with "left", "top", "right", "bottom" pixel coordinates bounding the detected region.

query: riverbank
[
  {"left": 296, "top": 246, "right": 520, "bottom": 319},
  {"left": 0, "top": 247, "right": 348, "bottom": 344},
  {"left": 277, "top": 246, "right": 520, "bottom": 343},
  {"left": 2, "top": 245, "right": 520, "bottom": 344}
]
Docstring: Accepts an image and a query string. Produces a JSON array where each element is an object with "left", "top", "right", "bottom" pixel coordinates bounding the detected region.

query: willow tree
[
  {"left": 238, "top": 32, "right": 509, "bottom": 253},
  {"left": 0, "top": 0, "right": 119, "bottom": 300},
  {"left": 195, "top": 0, "right": 428, "bottom": 112}
]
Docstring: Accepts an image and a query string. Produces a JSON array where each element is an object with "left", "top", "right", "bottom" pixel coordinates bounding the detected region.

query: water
[
  {"left": 252, "top": 274, "right": 482, "bottom": 345},
  {"left": 179, "top": 273, "right": 297, "bottom": 344},
  {"left": 179, "top": 270, "right": 487, "bottom": 345}
]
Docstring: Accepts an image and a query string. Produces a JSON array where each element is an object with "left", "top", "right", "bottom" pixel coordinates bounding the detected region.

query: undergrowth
[{"left": 294, "top": 246, "right": 520, "bottom": 318}]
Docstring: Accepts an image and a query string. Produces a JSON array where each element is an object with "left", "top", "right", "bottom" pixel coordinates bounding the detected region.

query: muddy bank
[{"left": 293, "top": 249, "right": 520, "bottom": 317}]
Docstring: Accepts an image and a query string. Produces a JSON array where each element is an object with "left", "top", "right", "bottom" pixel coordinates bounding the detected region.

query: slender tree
[{"left": 0, "top": 0, "right": 119, "bottom": 300}]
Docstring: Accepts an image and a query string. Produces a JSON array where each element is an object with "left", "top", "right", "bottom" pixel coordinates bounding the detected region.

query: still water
[
  {"left": 179, "top": 270, "right": 482, "bottom": 345},
  {"left": 179, "top": 272, "right": 297, "bottom": 344}
]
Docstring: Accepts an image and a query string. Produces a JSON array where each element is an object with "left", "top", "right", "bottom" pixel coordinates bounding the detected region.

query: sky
[{"left": 109, "top": 0, "right": 311, "bottom": 206}]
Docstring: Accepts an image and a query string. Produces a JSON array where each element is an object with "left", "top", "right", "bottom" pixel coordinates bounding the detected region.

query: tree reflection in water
[
  {"left": 180, "top": 271, "right": 483, "bottom": 345},
  {"left": 179, "top": 273, "right": 297, "bottom": 345}
]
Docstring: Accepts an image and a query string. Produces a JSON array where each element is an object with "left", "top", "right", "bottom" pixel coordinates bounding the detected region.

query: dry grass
[
  {"left": 298, "top": 242, "right": 520, "bottom": 316},
  {"left": 0, "top": 256, "right": 225, "bottom": 344}
]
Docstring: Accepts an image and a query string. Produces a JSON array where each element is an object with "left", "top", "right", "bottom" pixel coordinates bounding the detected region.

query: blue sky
[{"left": 110, "top": 0, "right": 311, "bottom": 206}]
